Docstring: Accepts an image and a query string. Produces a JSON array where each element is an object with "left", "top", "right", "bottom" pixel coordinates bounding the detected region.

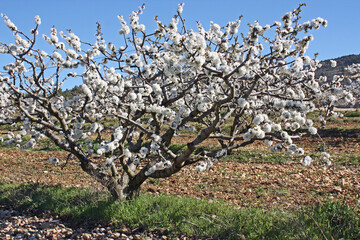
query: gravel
[{"left": 0, "top": 205, "right": 197, "bottom": 240}]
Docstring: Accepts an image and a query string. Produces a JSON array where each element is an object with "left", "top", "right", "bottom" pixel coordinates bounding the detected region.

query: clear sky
[{"left": 1, "top": 0, "right": 359, "bottom": 88}]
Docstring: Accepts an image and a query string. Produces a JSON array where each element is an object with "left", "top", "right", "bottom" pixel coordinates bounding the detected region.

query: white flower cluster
[
  {"left": 2, "top": 14, "right": 17, "bottom": 31},
  {"left": 321, "top": 152, "right": 331, "bottom": 166},
  {"left": 346, "top": 63, "right": 360, "bottom": 74},
  {"left": 196, "top": 157, "right": 214, "bottom": 172},
  {"left": 301, "top": 156, "right": 312, "bottom": 166},
  {"left": 129, "top": 7, "right": 145, "bottom": 32},
  {"left": 34, "top": 15, "right": 41, "bottom": 25},
  {"left": 48, "top": 157, "right": 59, "bottom": 165},
  {"left": 96, "top": 126, "right": 125, "bottom": 156},
  {"left": 145, "top": 160, "right": 171, "bottom": 176},
  {"left": 118, "top": 15, "right": 130, "bottom": 35}
]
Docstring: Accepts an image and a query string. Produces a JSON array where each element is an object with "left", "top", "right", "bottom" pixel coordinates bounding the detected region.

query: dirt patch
[{"left": 144, "top": 161, "right": 360, "bottom": 209}]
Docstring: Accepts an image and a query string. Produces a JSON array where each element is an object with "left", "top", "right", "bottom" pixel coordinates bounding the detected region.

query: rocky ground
[{"left": 0, "top": 205, "right": 199, "bottom": 240}]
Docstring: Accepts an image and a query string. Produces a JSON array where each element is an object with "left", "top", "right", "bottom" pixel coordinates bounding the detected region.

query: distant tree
[
  {"left": 58, "top": 85, "right": 83, "bottom": 100},
  {"left": 0, "top": 4, "right": 349, "bottom": 200},
  {"left": 315, "top": 61, "right": 360, "bottom": 127}
]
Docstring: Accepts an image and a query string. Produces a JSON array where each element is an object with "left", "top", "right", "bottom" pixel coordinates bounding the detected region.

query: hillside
[
  {"left": 58, "top": 85, "right": 83, "bottom": 99},
  {"left": 315, "top": 54, "right": 360, "bottom": 79}
]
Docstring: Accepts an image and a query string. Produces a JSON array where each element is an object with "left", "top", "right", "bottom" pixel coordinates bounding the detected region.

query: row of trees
[{"left": 0, "top": 4, "right": 358, "bottom": 200}]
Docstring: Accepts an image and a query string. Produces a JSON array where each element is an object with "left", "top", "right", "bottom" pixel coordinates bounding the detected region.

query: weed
[
  {"left": 194, "top": 183, "right": 206, "bottom": 190},
  {"left": 168, "top": 143, "right": 187, "bottom": 154}
]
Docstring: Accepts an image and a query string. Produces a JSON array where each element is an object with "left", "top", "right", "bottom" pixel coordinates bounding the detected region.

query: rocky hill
[{"left": 315, "top": 54, "right": 360, "bottom": 79}]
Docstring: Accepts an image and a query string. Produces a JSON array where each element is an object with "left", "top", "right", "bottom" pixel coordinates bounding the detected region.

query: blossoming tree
[
  {"left": 0, "top": 4, "right": 338, "bottom": 200},
  {"left": 314, "top": 60, "right": 359, "bottom": 127}
]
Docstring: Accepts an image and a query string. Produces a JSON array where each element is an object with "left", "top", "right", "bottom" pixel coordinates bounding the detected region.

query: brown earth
[{"left": 0, "top": 117, "right": 359, "bottom": 209}]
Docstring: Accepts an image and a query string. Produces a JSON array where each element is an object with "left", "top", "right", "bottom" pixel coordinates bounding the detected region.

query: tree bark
[
  {"left": 107, "top": 171, "right": 140, "bottom": 200},
  {"left": 75, "top": 152, "right": 140, "bottom": 201}
]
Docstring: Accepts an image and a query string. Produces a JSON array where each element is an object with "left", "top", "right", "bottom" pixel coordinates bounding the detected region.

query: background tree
[
  {"left": 314, "top": 61, "right": 360, "bottom": 127},
  {"left": 0, "top": 4, "right": 342, "bottom": 200}
]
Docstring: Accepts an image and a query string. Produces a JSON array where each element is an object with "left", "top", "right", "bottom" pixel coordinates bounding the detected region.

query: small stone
[
  {"left": 40, "top": 221, "right": 52, "bottom": 229},
  {"left": 0, "top": 210, "right": 11, "bottom": 219},
  {"left": 120, "top": 227, "right": 130, "bottom": 234},
  {"left": 29, "top": 227, "right": 38, "bottom": 233},
  {"left": 58, "top": 223, "right": 65, "bottom": 228},
  {"left": 15, "top": 233, "right": 24, "bottom": 239},
  {"left": 82, "top": 233, "right": 92, "bottom": 240}
]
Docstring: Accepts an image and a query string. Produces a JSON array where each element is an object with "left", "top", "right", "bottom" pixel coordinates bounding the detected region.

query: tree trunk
[
  {"left": 106, "top": 172, "right": 140, "bottom": 201},
  {"left": 76, "top": 153, "right": 140, "bottom": 201}
]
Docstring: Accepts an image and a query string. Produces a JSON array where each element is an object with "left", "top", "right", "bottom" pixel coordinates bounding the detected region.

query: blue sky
[{"left": 1, "top": 0, "right": 359, "bottom": 88}]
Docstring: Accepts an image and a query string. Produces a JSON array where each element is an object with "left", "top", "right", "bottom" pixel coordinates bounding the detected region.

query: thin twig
[
  {"left": 61, "top": 153, "right": 73, "bottom": 170},
  {"left": 306, "top": 213, "right": 331, "bottom": 240}
]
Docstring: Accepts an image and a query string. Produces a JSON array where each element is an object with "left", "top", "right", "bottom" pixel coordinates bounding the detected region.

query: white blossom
[
  {"left": 272, "top": 123, "right": 282, "bottom": 132},
  {"left": 81, "top": 84, "right": 92, "bottom": 99},
  {"left": 301, "top": 156, "right": 312, "bottom": 166},
  {"left": 22, "top": 139, "right": 36, "bottom": 149},
  {"left": 330, "top": 60, "right": 337, "bottom": 68},
  {"left": 264, "top": 139, "right": 273, "bottom": 146},
  {"left": 34, "top": 15, "right": 41, "bottom": 25},
  {"left": 177, "top": 3, "right": 184, "bottom": 14},
  {"left": 308, "top": 126, "right": 317, "bottom": 135},
  {"left": 48, "top": 157, "right": 59, "bottom": 165}
]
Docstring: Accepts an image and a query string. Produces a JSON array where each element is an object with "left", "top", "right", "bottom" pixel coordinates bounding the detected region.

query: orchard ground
[{"left": 1, "top": 110, "right": 359, "bottom": 209}]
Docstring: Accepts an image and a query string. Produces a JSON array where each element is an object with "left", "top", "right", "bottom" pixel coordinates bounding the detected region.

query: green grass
[
  {"left": 168, "top": 143, "right": 188, "bottom": 154},
  {"left": 0, "top": 135, "right": 65, "bottom": 152},
  {"left": 0, "top": 182, "right": 359, "bottom": 239},
  {"left": 343, "top": 110, "right": 360, "bottom": 118},
  {"left": 306, "top": 109, "right": 360, "bottom": 121},
  {"left": 333, "top": 153, "right": 360, "bottom": 165},
  {"left": 32, "top": 137, "right": 65, "bottom": 151},
  {"left": 343, "top": 118, "right": 360, "bottom": 123},
  {"left": 217, "top": 147, "right": 359, "bottom": 165}
]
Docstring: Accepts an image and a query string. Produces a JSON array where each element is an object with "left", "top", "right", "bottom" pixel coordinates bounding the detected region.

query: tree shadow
[
  {"left": 0, "top": 183, "right": 115, "bottom": 228},
  {"left": 318, "top": 128, "right": 360, "bottom": 139}
]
